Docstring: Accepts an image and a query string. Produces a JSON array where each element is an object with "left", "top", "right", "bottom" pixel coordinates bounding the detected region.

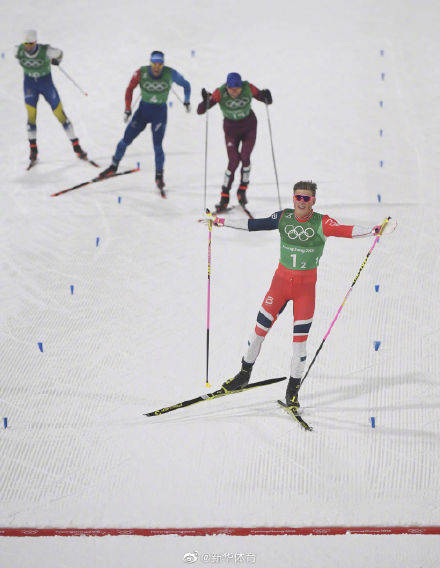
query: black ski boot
[
  {"left": 155, "top": 171, "right": 165, "bottom": 190},
  {"left": 237, "top": 184, "right": 248, "bottom": 206},
  {"left": 99, "top": 163, "right": 118, "bottom": 178},
  {"left": 71, "top": 138, "right": 88, "bottom": 160},
  {"left": 285, "top": 377, "right": 301, "bottom": 409},
  {"left": 215, "top": 188, "right": 230, "bottom": 212},
  {"left": 222, "top": 358, "right": 254, "bottom": 391},
  {"left": 29, "top": 139, "right": 38, "bottom": 163}
]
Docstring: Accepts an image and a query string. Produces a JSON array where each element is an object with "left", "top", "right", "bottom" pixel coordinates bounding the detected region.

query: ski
[
  {"left": 83, "top": 157, "right": 99, "bottom": 168},
  {"left": 214, "top": 206, "right": 235, "bottom": 214},
  {"left": 27, "top": 157, "right": 98, "bottom": 171},
  {"left": 214, "top": 205, "right": 253, "bottom": 218},
  {"left": 75, "top": 153, "right": 99, "bottom": 167},
  {"left": 277, "top": 400, "right": 313, "bottom": 431},
  {"left": 145, "top": 376, "right": 287, "bottom": 417},
  {"left": 51, "top": 166, "right": 140, "bottom": 197},
  {"left": 239, "top": 204, "right": 254, "bottom": 219}
]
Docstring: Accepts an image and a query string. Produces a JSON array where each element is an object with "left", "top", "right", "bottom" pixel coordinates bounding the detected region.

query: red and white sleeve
[
  {"left": 125, "top": 69, "right": 140, "bottom": 111},
  {"left": 322, "top": 215, "right": 375, "bottom": 238}
]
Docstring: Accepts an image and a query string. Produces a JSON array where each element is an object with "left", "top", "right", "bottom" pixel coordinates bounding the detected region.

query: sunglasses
[
  {"left": 294, "top": 194, "right": 313, "bottom": 202},
  {"left": 24, "top": 42, "right": 36, "bottom": 47}
]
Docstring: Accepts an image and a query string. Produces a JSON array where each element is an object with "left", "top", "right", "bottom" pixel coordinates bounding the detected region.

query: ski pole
[
  {"left": 205, "top": 208, "right": 214, "bottom": 387},
  {"left": 58, "top": 65, "right": 88, "bottom": 97},
  {"left": 300, "top": 217, "right": 391, "bottom": 386},
  {"left": 203, "top": 100, "right": 209, "bottom": 211},
  {"left": 265, "top": 104, "right": 281, "bottom": 210},
  {"left": 171, "top": 86, "right": 183, "bottom": 104}
]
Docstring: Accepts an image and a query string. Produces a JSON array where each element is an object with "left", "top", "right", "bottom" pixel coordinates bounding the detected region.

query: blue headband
[{"left": 150, "top": 52, "right": 164, "bottom": 64}]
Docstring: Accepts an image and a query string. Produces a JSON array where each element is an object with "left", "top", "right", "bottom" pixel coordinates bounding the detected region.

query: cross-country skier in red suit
[
  {"left": 197, "top": 72, "right": 272, "bottom": 212},
  {"left": 204, "top": 181, "right": 390, "bottom": 410}
]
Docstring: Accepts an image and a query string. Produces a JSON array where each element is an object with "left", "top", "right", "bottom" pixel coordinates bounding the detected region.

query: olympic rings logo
[
  {"left": 284, "top": 225, "right": 315, "bottom": 241},
  {"left": 22, "top": 60, "right": 44, "bottom": 68},
  {"left": 224, "top": 97, "right": 250, "bottom": 109},
  {"left": 142, "top": 81, "right": 167, "bottom": 92}
]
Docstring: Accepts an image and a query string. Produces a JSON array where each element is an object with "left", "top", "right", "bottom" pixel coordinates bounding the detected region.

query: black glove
[
  {"left": 201, "top": 88, "right": 211, "bottom": 103},
  {"left": 260, "top": 89, "right": 272, "bottom": 104},
  {"left": 184, "top": 102, "right": 191, "bottom": 113},
  {"left": 124, "top": 110, "right": 132, "bottom": 123},
  {"left": 51, "top": 58, "right": 60, "bottom": 66}
]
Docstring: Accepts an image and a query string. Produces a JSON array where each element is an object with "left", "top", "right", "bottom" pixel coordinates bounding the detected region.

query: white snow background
[{"left": 0, "top": 0, "right": 439, "bottom": 566}]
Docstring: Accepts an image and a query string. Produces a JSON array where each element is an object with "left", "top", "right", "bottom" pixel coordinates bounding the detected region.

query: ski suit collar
[{"left": 295, "top": 209, "right": 314, "bottom": 222}]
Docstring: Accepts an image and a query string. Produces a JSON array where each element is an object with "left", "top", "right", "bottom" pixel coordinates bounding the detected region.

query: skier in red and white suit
[{"left": 205, "top": 181, "right": 389, "bottom": 409}]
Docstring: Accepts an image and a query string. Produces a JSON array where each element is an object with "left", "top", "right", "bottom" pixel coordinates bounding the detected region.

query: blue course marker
[
  {"left": 1, "top": 53, "right": 4, "bottom": 59},
  {"left": 137, "top": 161, "right": 140, "bottom": 169},
  {"left": 375, "top": 285, "right": 380, "bottom": 292},
  {"left": 169, "top": 101, "right": 173, "bottom": 107},
  {"left": 70, "top": 285, "right": 74, "bottom": 295},
  {"left": 191, "top": 50, "right": 196, "bottom": 57},
  {"left": 377, "top": 194, "right": 381, "bottom": 202},
  {"left": 118, "top": 196, "right": 122, "bottom": 204},
  {"left": 374, "top": 341, "right": 381, "bottom": 351},
  {"left": 381, "top": 72, "right": 385, "bottom": 80},
  {"left": 379, "top": 100, "right": 383, "bottom": 107},
  {"left": 380, "top": 160, "right": 384, "bottom": 168},
  {"left": 379, "top": 129, "right": 383, "bottom": 137},
  {"left": 3, "top": 417, "right": 8, "bottom": 428},
  {"left": 380, "top": 49, "right": 384, "bottom": 56},
  {"left": 370, "top": 417, "right": 376, "bottom": 428},
  {"left": 38, "top": 342, "right": 43, "bottom": 352},
  {"left": 96, "top": 237, "right": 100, "bottom": 247}
]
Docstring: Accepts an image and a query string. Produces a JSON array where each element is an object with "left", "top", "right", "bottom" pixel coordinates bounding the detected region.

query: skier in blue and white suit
[{"left": 100, "top": 50, "right": 191, "bottom": 191}]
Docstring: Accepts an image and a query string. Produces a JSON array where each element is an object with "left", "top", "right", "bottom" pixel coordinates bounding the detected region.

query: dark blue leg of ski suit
[{"left": 113, "top": 100, "right": 167, "bottom": 171}]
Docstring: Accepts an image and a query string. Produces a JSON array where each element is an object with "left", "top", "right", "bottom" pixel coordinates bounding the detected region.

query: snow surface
[{"left": 1, "top": 0, "right": 439, "bottom": 565}]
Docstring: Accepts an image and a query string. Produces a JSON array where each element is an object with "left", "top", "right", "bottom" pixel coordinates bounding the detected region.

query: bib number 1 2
[{"left": 290, "top": 254, "right": 308, "bottom": 269}]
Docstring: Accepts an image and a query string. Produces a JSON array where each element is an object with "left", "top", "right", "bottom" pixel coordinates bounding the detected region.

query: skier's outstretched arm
[
  {"left": 322, "top": 215, "right": 397, "bottom": 238},
  {"left": 200, "top": 211, "right": 283, "bottom": 231}
]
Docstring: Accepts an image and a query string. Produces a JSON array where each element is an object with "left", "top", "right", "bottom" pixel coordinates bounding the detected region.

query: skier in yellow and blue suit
[{"left": 15, "top": 29, "right": 89, "bottom": 167}]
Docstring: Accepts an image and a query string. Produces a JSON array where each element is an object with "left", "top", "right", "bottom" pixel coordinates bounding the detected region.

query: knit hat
[
  {"left": 226, "top": 72, "right": 242, "bottom": 88},
  {"left": 24, "top": 29, "right": 37, "bottom": 43}
]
